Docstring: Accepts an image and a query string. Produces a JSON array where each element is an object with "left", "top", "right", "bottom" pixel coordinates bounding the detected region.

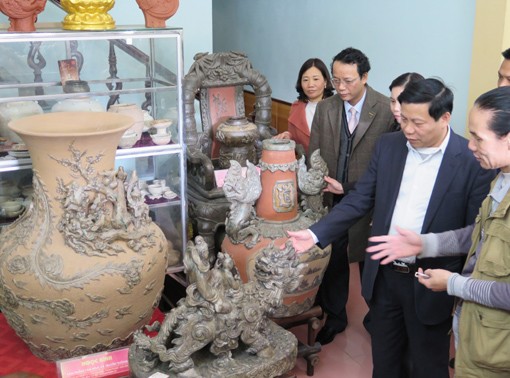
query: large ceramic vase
[
  {"left": 60, "top": 0, "right": 115, "bottom": 30},
  {"left": 0, "top": 0, "right": 47, "bottom": 32},
  {"left": 0, "top": 112, "right": 168, "bottom": 361},
  {"left": 222, "top": 139, "right": 331, "bottom": 317}
]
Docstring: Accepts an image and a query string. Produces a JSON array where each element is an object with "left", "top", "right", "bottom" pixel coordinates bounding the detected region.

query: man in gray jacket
[{"left": 309, "top": 47, "right": 394, "bottom": 344}]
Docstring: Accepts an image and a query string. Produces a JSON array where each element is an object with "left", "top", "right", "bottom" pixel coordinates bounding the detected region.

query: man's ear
[{"left": 440, "top": 112, "right": 451, "bottom": 124}]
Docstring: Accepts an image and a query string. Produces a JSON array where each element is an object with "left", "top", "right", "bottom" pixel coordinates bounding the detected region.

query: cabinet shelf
[{"left": 0, "top": 27, "right": 187, "bottom": 260}]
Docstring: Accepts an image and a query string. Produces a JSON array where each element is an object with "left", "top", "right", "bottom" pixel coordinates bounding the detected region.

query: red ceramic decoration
[
  {"left": 0, "top": 0, "right": 47, "bottom": 32},
  {"left": 222, "top": 139, "right": 331, "bottom": 317},
  {"left": 135, "top": 0, "right": 179, "bottom": 28}
]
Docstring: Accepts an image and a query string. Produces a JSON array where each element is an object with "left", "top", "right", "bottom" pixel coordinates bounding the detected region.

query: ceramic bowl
[
  {"left": 1, "top": 200, "right": 22, "bottom": 212},
  {"left": 4, "top": 206, "right": 24, "bottom": 218},
  {"left": 118, "top": 132, "right": 139, "bottom": 149},
  {"left": 150, "top": 118, "right": 173, "bottom": 133},
  {"left": 0, "top": 195, "right": 12, "bottom": 203},
  {"left": 21, "top": 187, "right": 34, "bottom": 198},
  {"left": 150, "top": 132, "right": 171, "bottom": 146},
  {"left": 147, "top": 184, "right": 164, "bottom": 197}
]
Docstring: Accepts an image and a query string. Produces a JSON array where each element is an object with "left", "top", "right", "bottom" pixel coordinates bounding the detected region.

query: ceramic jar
[
  {"left": 51, "top": 97, "right": 104, "bottom": 113},
  {"left": 0, "top": 101, "right": 44, "bottom": 144},
  {"left": 0, "top": 112, "right": 168, "bottom": 361},
  {"left": 215, "top": 116, "right": 259, "bottom": 169},
  {"left": 136, "top": 0, "right": 180, "bottom": 28},
  {"left": 222, "top": 139, "right": 331, "bottom": 317},
  {"left": 0, "top": 0, "right": 47, "bottom": 32},
  {"left": 108, "top": 103, "right": 145, "bottom": 142},
  {"left": 60, "top": 0, "right": 115, "bottom": 30}
]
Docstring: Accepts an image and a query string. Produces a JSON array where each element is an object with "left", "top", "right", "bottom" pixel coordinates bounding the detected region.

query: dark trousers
[
  {"left": 370, "top": 266, "right": 451, "bottom": 378},
  {"left": 317, "top": 232, "right": 350, "bottom": 330}
]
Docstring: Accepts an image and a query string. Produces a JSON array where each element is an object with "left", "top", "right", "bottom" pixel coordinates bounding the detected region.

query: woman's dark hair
[
  {"left": 296, "top": 58, "right": 334, "bottom": 102},
  {"left": 389, "top": 72, "right": 425, "bottom": 91},
  {"left": 398, "top": 78, "right": 453, "bottom": 121},
  {"left": 474, "top": 86, "right": 510, "bottom": 137}
]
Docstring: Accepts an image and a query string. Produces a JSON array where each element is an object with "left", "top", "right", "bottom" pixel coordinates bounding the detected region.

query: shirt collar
[
  {"left": 344, "top": 88, "right": 367, "bottom": 115},
  {"left": 406, "top": 125, "right": 451, "bottom": 157},
  {"left": 490, "top": 172, "right": 510, "bottom": 206}
]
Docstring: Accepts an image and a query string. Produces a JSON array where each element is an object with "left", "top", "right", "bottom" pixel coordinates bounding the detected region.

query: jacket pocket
[
  {"left": 463, "top": 307, "right": 510, "bottom": 370},
  {"left": 477, "top": 222, "right": 510, "bottom": 277}
]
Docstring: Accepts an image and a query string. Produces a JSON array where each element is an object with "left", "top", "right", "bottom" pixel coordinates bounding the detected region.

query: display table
[
  {"left": 0, "top": 313, "right": 56, "bottom": 377},
  {"left": 0, "top": 310, "right": 165, "bottom": 378}
]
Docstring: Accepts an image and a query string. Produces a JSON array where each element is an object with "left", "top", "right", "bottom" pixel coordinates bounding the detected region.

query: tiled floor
[
  {"left": 287, "top": 262, "right": 372, "bottom": 378},
  {"left": 287, "top": 263, "right": 455, "bottom": 378}
]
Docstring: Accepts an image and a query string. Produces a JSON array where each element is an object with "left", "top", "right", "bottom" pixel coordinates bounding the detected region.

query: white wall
[
  {"left": 212, "top": 0, "right": 476, "bottom": 135},
  {"left": 0, "top": 0, "right": 213, "bottom": 72}
]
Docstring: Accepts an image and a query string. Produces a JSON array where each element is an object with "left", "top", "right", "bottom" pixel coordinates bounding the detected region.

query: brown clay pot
[
  {"left": 0, "top": 0, "right": 47, "bottom": 32},
  {"left": 0, "top": 112, "right": 168, "bottom": 360},
  {"left": 223, "top": 139, "right": 331, "bottom": 317},
  {"left": 136, "top": 0, "right": 180, "bottom": 28}
]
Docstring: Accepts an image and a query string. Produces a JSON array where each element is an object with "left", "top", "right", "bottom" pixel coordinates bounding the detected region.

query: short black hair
[
  {"left": 332, "top": 47, "right": 370, "bottom": 77},
  {"left": 474, "top": 86, "right": 510, "bottom": 137},
  {"left": 389, "top": 72, "right": 425, "bottom": 91},
  {"left": 295, "top": 58, "right": 335, "bottom": 102},
  {"left": 398, "top": 78, "right": 453, "bottom": 121},
  {"left": 502, "top": 48, "right": 510, "bottom": 60}
]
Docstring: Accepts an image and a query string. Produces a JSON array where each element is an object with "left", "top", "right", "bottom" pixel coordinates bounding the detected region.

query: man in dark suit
[
  {"left": 289, "top": 78, "right": 495, "bottom": 378},
  {"left": 309, "top": 48, "right": 395, "bottom": 345}
]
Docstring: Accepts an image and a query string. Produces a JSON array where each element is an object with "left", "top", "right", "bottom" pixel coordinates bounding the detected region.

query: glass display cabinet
[{"left": 0, "top": 27, "right": 187, "bottom": 263}]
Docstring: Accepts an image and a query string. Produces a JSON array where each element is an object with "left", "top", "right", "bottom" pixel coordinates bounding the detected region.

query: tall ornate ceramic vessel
[
  {"left": 60, "top": 0, "right": 115, "bottom": 30},
  {"left": 0, "top": 112, "right": 168, "bottom": 361},
  {"left": 222, "top": 139, "right": 331, "bottom": 317},
  {"left": 0, "top": 0, "right": 47, "bottom": 32}
]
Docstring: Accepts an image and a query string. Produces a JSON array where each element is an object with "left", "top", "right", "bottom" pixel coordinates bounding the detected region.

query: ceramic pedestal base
[{"left": 128, "top": 321, "right": 297, "bottom": 378}]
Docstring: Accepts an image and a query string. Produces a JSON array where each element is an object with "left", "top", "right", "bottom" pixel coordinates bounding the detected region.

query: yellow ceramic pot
[{"left": 61, "top": 0, "right": 115, "bottom": 30}]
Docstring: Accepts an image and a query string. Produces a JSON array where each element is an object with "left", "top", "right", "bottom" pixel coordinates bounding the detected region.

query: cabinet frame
[{"left": 0, "top": 27, "right": 187, "bottom": 260}]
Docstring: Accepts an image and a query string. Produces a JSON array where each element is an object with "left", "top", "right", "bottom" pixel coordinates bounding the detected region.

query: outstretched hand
[
  {"left": 285, "top": 230, "right": 316, "bottom": 254},
  {"left": 323, "top": 176, "right": 344, "bottom": 195},
  {"left": 366, "top": 226, "right": 423, "bottom": 264}
]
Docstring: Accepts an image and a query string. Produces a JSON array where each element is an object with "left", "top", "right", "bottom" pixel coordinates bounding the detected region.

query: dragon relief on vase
[
  {"left": 223, "top": 160, "right": 262, "bottom": 248},
  {"left": 53, "top": 142, "right": 157, "bottom": 257},
  {"left": 223, "top": 150, "right": 328, "bottom": 247},
  {"left": 297, "top": 149, "right": 328, "bottom": 222}
]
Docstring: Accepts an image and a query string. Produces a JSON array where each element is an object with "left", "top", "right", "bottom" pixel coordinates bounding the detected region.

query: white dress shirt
[
  {"left": 389, "top": 127, "right": 451, "bottom": 263},
  {"left": 305, "top": 101, "right": 318, "bottom": 131}
]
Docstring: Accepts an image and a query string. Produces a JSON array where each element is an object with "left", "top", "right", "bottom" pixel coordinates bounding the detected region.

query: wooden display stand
[{"left": 272, "top": 305, "right": 323, "bottom": 376}]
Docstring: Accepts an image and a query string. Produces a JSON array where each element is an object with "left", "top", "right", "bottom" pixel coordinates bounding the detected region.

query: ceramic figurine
[
  {"left": 129, "top": 236, "right": 301, "bottom": 377},
  {"left": 136, "top": 0, "right": 179, "bottom": 28},
  {"left": 0, "top": 0, "right": 47, "bottom": 32}
]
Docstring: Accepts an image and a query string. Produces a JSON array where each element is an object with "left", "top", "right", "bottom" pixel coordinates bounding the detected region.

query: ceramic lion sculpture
[{"left": 131, "top": 236, "right": 304, "bottom": 377}]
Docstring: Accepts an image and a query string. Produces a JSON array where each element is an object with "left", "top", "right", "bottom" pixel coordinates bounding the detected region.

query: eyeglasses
[{"left": 331, "top": 77, "right": 359, "bottom": 87}]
